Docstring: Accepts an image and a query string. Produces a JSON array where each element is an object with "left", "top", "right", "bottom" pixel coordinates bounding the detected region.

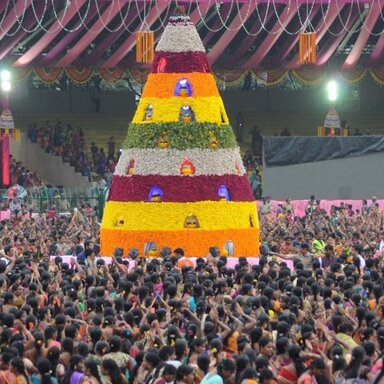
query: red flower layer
[
  {"left": 108, "top": 174, "right": 254, "bottom": 202},
  {"left": 152, "top": 51, "right": 210, "bottom": 74}
]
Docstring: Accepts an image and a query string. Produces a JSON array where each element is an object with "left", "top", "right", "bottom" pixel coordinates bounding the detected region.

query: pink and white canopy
[{"left": 0, "top": 0, "right": 382, "bottom": 69}]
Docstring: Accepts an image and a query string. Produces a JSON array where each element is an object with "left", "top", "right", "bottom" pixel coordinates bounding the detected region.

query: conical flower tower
[{"left": 101, "top": 8, "right": 259, "bottom": 257}]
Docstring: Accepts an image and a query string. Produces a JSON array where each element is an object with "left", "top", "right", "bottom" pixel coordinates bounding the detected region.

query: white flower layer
[
  {"left": 169, "top": 15, "right": 191, "bottom": 22},
  {"left": 156, "top": 24, "right": 205, "bottom": 53},
  {"left": 115, "top": 148, "right": 246, "bottom": 177}
]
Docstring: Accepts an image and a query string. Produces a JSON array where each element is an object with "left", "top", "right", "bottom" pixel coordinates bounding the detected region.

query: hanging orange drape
[
  {"left": 136, "top": 31, "right": 155, "bottom": 63},
  {"left": 299, "top": 32, "right": 317, "bottom": 65}
]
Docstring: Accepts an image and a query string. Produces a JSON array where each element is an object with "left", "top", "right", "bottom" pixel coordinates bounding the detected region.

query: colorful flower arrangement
[
  {"left": 156, "top": 25, "right": 205, "bottom": 53},
  {"left": 108, "top": 174, "right": 254, "bottom": 202},
  {"left": 115, "top": 148, "right": 245, "bottom": 176},
  {"left": 123, "top": 122, "right": 236, "bottom": 149},
  {"left": 152, "top": 51, "right": 210, "bottom": 74},
  {"left": 132, "top": 96, "right": 229, "bottom": 124},
  {"left": 101, "top": 227, "right": 260, "bottom": 257},
  {"left": 141, "top": 73, "right": 219, "bottom": 98},
  {"left": 102, "top": 201, "right": 258, "bottom": 231},
  {"left": 100, "top": 8, "right": 259, "bottom": 257}
]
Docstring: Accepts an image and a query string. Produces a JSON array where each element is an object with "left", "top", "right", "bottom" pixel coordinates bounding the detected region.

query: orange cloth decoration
[
  {"left": 299, "top": 32, "right": 316, "bottom": 65},
  {"left": 136, "top": 31, "right": 155, "bottom": 63}
]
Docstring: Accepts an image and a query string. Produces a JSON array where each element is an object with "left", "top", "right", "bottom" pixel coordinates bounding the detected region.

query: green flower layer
[{"left": 123, "top": 122, "right": 237, "bottom": 150}]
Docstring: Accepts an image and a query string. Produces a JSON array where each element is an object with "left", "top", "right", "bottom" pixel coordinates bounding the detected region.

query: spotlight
[
  {"left": 0, "top": 70, "right": 11, "bottom": 82},
  {"left": 1, "top": 81, "right": 11, "bottom": 92},
  {"left": 327, "top": 80, "right": 338, "bottom": 102}
]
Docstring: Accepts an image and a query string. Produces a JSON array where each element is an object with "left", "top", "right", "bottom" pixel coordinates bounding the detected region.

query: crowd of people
[
  {"left": 27, "top": 121, "right": 117, "bottom": 183},
  {"left": 0, "top": 195, "right": 383, "bottom": 384},
  {"left": 243, "top": 152, "right": 262, "bottom": 200},
  {"left": 22, "top": 117, "right": 262, "bottom": 198},
  {"left": 9, "top": 156, "right": 45, "bottom": 189},
  {"left": 0, "top": 116, "right": 382, "bottom": 384}
]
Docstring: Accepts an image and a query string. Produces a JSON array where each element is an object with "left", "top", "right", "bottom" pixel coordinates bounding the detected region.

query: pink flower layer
[
  {"left": 108, "top": 174, "right": 255, "bottom": 202},
  {"left": 152, "top": 51, "right": 210, "bottom": 73}
]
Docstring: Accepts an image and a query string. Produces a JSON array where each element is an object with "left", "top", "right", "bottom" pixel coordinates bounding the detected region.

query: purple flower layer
[{"left": 108, "top": 174, "right": 255, "bottom": 203}]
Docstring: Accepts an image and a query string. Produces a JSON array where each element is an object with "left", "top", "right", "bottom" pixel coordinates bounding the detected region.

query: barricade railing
[{"left": 2, "top": 186, "right": 107, "bottom": 214}]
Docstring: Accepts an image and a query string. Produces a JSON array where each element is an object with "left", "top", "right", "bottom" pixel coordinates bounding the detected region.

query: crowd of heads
[
  {"left": 0, "top": 202, "right": 99, "bottom": 260},
  {"left": 243, "top": 152, "right": 262, "bottom": 200},
  {"left": 10, "top": 155, "right": 44, "bottom": 189},
  {"left": 27, "top": 121, "right": 117, "bottom": 183},
  {"left": 0, "top": 195, "right": 383, "bottom": 384},
  {"left": 259, "top": 195, "right": 384, "bottom": 265},
  {"left": 1, "top": 122, "right": 383, "bottom": 383}
]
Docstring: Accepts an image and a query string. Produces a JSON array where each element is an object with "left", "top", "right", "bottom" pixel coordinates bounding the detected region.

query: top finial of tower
[
  {"left": 174, "top": 6, "right": 186, "bottom": 16},
  {"left": 168, "top": 5, "right": 190, "bottom": 25},
  {"left": 154, "top": 1, "right": 206, "bottom": 58}
]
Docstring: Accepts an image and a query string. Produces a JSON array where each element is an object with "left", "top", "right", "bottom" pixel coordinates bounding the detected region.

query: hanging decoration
[
  {"left": 10, "top": 66, "right": 384, "bottom": 89},
  {"left": 298, "top": 0, "right": 317, "bottom": 66},
  {"left": 66, "top": 68, "right": 94, "bottom": 85},
  {"left": 34, "top": 67, "right": 64, "bottom": 84},
  {"left": 3, "top": 0, "right": 382, "bottom": 78},
  {"left": 136, "top": 31, "right": 155, "bottom": 63},
  {"left": 0, "top": 0, "right": 380, "bottom": 38},
  {"left": 299, "top": 32, "right": 317, "bottom": 65}
]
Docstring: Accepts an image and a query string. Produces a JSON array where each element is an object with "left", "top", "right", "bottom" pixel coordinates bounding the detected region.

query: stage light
[
  {"left": 0, "top": 69, "right": 12, "bottom": 93},
  {"left": 327, "top": 80, "right": 338, "bottom": 102},
  {"left": 0, "top": 70, "right": 11, "bottom": 82},
  {"left": 1, "top": 81, "right": 11, "bottom": 92}
]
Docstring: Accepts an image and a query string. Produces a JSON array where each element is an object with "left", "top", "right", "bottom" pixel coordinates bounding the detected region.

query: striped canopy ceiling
[{"left": 0, "top": 0, "right": 383, "bottom": 70}]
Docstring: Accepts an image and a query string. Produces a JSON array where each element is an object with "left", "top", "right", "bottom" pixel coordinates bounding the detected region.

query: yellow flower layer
[
  {"left": 102, "top": 201, "right": 259, "bottom": 231},
  {"left": 100, "top": 228, "right": 260, "bottom": 257},
  {"left": 141, "top": 73, "right": 220, "bottom": 98},
  {"left": 132, "top": 96, "right": 229, "bottom": 125}
]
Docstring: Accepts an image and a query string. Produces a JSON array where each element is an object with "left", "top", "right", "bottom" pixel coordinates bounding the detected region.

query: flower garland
[
  {"left": 152, "top": 51, "right": 210, "bottom": 74},
  {"left": 102, "top": 201, "right": 258, "bottom": 231},
  {"left": 132, "top": 96, "right": 229, "bottom": 125},
  {"left": 156, "top": 24, "right": 205, "bottom": 53},
  {"left": 123, "top": 122, "right": 237, "bottom": 150},
  {"left": 108, "top": 174, "right": 254, "bottom": 202},
  {"left": 18, "top": 68, "right": 382, "bottom": 88},
  {"left": 141, "top": 73, "right": 219, "bottom": 98},
  {"left": 34, "top": 67, "right": 63, "bottom": 84},
  {"left": 115, "top": 148, "right": 245, "bottom": 177},
  {"left": 100, "top": 227, "right": 260, "bottom": 257}
]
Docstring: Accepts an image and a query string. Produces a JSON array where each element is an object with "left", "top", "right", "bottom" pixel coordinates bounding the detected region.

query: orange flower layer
[
  {"left": 141, "top": 73, "right": 219, "bottom": 99},
  {"left": 100, "top": 228, "right": 260, "bottom": 257}
]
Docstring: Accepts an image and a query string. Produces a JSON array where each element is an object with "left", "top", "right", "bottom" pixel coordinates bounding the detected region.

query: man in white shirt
[
  {"left": 9, "top": 198, "right": 21, "bottom": 218},
  {"left": 352, "top": 246, "right": 366, "bottom": 271},
  {"left": 379, "top": 232, "right": 384, "bottom": 252}
]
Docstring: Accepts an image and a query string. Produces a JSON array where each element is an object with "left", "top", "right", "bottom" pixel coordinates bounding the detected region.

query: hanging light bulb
[{"left": 327, "top": 80, "right": 338, "bottom": 102}]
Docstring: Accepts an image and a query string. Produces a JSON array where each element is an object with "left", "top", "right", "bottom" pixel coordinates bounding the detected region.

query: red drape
[{"left": 1, "top": 135, "right": 9, "bottom": 186}]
